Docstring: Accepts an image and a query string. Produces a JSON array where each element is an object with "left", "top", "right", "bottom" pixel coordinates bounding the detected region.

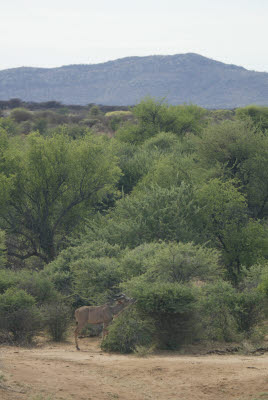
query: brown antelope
[{"left": 74, "top": 294, "right": 134, "bottom": 350}]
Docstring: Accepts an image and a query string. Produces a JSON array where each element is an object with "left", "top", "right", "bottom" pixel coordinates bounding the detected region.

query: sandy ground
[{"left": 1, "top": 337, "right": 268, "bottom": 400}]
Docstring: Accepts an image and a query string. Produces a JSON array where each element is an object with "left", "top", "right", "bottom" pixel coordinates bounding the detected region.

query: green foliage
[
  {"left": 85, "top": 184, "right": 198, "bottom": 248},
  {"left": 126, "top": 282, "right": 197, "bottom": 349},
  {"left": 116, "top": 98, "right": 206, "bottom": 144},
  {"left": 0, "top": 128, "right": 10, "bottom": 173},
  {"left": 17, "top": 270, "right": 58, "bottom": 305},
  {"left": 0, "top": 288, "right": 41, "bottom": 343},
  {"left": 135, "top": 153, "right": 194, "bottom": 190},
  {"left": 130, "top": 282, "right": 196, "bottom": 315},
  {"left": 114, "top": 141, "right": 159, "bottom": 193},
  {"left": 208, "top": 109, "right": 234, "bottom": 123},
  {"left": 0, "top": 269, "right": 58, "bottom": 305},
  {"left": 101, "top": 307, "right": 155, "bottom": 353},
  {"left": 196, "top": 119, "right": 268, "bottom": 218},
  {"left": 196, "top": 119, "right": 259, "bottom": 173},
  {"left": 120, "top": 242, "right": 221, "bottom": 286},
  {"left": 255, "top": 262, "right": 268, "bottom": 297},
  {"left": 0, "top": 230, "right": 6, "bottom": 267},
  {"left": 197, "top": 179, "right": 267, "bottom": 283},
  {"left": 89, "top": 105, "right": 102, "bottom": 117},
  {"left": 10, "top": 108, "right": 33, "bottom": 123},
  {"left": 0, "top": 269, "right": 19, "bottom": 293},
  {"left": 236, "top": 105, "right": 268, "bottom": 132},
  {"left": 119, "top": 242, "right": 163, "bottom": 280},
  {"left": 0, "top": 117, "right": 18, "bottom": 135},
  {"left": 142, "top": 131, "right": 180, "bottom": 153},
  {"left": 33, "top": 118, "right": 47, "bottom": 134},
  {"left": 232, "top": 290, "right": 265, "bottom": 334},
  {"left": 72, "top": 257, "right": 121, "bottom": 304},
  {"left": 199, "top": 281, "right": 238, "bottom": 341},
  {"left": 45, "top": 240, "right": 121, "bottom": 300},
  {"left": 0, "top": 287, "right": 36, "bottom": 311},
  {"left": 42, "top": 300, "right": 71, "bottom": 341},
  {"left": 50, "top": 123, "right": 90, "bottom": 139},
  {"left": 200, "top": 281, "right": 265, "bottom": 340},
  {"left": 105, "top": 111, "right": 132, "bottom": 132},
  {"left": 0, "top": 132, "right": 121, "bottom": 262},
  {"left": 0, "top": 98, "right": 267, "bottom": 348}
]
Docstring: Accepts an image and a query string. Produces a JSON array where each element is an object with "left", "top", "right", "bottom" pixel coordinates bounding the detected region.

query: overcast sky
[{"left": 1, "top": 0, "right": 268, "bottom": 72}]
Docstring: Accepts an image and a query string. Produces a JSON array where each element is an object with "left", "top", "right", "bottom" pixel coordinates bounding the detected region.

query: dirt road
[{"left": 1, "top": 338, "right": 268, "bottom": 400}]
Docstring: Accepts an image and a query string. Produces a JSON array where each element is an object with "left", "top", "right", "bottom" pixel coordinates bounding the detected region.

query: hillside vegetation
[
  {"left": 0, "top": 98, "right": 268, "bottom": 351},
  {"left": 1, "top": 53, "right": 268, "bottom": 107}
]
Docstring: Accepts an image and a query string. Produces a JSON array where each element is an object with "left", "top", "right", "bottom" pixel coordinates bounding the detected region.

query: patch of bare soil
[{"left": 1, "top": 337, "right": 268, "bottom": 400}]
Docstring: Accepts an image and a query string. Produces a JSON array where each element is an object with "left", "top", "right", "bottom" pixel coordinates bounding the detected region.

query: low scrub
[
  {"left": 42, "top": 301, "right": 71, "bottom": 342},
  {"left": 101, "top": 308, "right": 155, "bottom": 353},
  {"left": 0, "top": 288, "right": 41, "bottom": 344}
]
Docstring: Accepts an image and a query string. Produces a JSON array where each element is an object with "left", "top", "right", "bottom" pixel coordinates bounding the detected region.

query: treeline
[
  {"left": 0, "top": 100, "right": 133, "bottom": 137},
  {"left": 0, "top": 98, "right": 130, "bottom": 112},
  {"left": 0, "top": 98, "right": 268, "bottom": 351}
]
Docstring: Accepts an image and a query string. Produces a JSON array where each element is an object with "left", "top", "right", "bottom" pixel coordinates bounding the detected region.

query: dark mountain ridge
[{"left": 1, "top": 53, "right": 268, "bottom": 108}]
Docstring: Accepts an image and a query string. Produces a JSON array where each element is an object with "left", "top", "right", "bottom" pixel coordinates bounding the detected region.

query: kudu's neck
[{"left": 110, "top": 302, "right": 127, "bottom": 315}]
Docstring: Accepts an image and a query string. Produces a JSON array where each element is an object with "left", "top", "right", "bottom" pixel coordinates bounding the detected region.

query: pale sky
[{"left": 1, "top": 0, "right": 268, "bottom": 72}]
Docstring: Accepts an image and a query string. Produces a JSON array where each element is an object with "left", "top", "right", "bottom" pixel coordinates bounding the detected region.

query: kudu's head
[{"left": 114, "top": 293, "right": 135, "bottom": 306}]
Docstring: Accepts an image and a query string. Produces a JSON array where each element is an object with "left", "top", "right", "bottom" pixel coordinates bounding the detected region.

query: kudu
[{"left": 74, "top": 294, "right": 134, "bottom": 350}]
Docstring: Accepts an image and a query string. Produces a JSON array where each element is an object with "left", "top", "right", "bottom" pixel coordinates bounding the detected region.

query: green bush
[
  {"left": 236, "top": 105, "right": 268, "bottom": 132},
  {"left": 72, "top": 257, "right": 121, "bottom": 304},
  {"left": 142, "top": 131, "right": 180, "bottom": 153},
  {"left": 102, "top": 282, "right": 196, "bottom": 353},
  {"left": 199, "top": 281, "right": 239, "bottom": 342},
  {"left": 0, "top": 269, "right": 19, "bottom": 294},
  {"left": 232, "top": 290, "right": 265, "bottom": 334},
  {"left": 125, "top": 242, "right": 221, "bottom": 284},
  {"left": 133, "top": 282, "right": 196, "bottom": 314},
  {"left": 18, "top": 120, "right": 34, "bottom": 134},
  {"left": 18, "top": 271, "right": 58, "bottom": 305},
  {"left": 119, "top": 242, "right": 162, "bottom": 280},
  {"left": 10, "top": 108, "right": 33, "bottom": 123},
  {"left": 101, "top": 308, "right": 155, "bottom": 353},
  {"left": 0, "top": 288, "right": 41, "bottom": 343},
  {"left": 127, "top": 282, "right": 197, "bottom": 349},
  {"left": 42, "top": 301, "right": 71, "bottom": 342}
]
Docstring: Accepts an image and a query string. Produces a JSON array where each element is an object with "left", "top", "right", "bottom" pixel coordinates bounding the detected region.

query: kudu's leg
[
  {"left": 75, "top": 323, "right": 82, "bottom": 350},
  {"left": 102, "top": 322, "right": 108, "bottom": 338}
]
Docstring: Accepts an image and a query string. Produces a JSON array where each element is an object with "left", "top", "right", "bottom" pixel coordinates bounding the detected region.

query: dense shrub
[
  {"left": 128, "top": 282, "right": 197, "bottom": 349},
  {"left": 45, "top": 241, "right": 122, "bottom": 305},
  {"left": 142, "top": 131, "right": 180, "bottom": 153},
  {"left": 199, "top": 281, "right": 239, "bottom": 342},
  {"left": 85, "top": 184, "right": 199, "bottom": 248},
  {"left": 42, "top": 300, "right": 71, "bottom": 341},
  {"left": 0, "top": 288, "right": 41, "bottom": 343},
  {"left": 0, "top": 269, "right": 19, "bottom": 293},
  {"left": 10, "top": 108, "right": 33, "bottom": 123},
  {"left": 72, "top": 257, "right": 121, "bottom": 304},
  {"left": 124, "top": 242, "right": 222, "bottom": 284},
  {"left": 231, "top": 290, "right": 265, "bottom": 334},
  {"left": 236, "top": 105, "right": 268, "bottom": 132},
  {"left": 18, "top": 271, "right": 58, "bottom": 305},
  {"left": 101, "top": 308, "right": 155, "bottom": 353}
]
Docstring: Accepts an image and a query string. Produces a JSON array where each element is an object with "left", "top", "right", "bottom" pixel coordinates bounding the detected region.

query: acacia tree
[
  {"left": 197, "top": 179, "right": 267, "bottom": 284},
  {"left": 196, "top": 119, "right": 268, "bottom": 219},
  {"left": 0, "top": 132, "right": 121, "bottom": 263}
]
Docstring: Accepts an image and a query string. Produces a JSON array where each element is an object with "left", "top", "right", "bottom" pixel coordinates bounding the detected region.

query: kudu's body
[{"left": 74, "top": 297, "right": 132, "bottom": 350}]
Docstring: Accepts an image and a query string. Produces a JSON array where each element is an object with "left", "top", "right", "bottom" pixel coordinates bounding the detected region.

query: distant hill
[{"left": 1, "top": 53, "right": 268, "bottom": 108}]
